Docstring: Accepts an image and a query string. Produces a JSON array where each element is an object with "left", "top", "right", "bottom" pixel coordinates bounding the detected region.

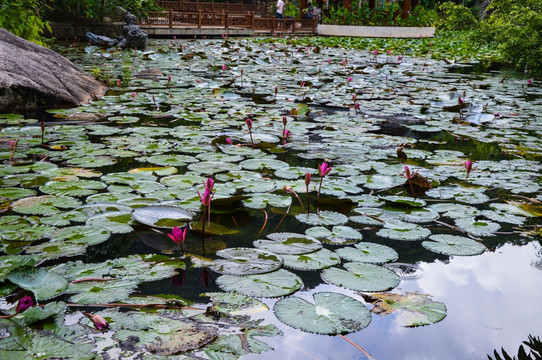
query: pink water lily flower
[
  {"left": 305, "top": 172, "right": 312, "bottom": 185},
  {"left": 15, "top": 296, "right": 33, "bottom": 314},
  {"left": 198, "top": 188, "right": 214, "bottom": 207},
  {"left": 398, "top": 55, "right": 403, "bottom": 61},
  {"left": 225, "top": 137, "right": 233, "bottom": 145},
  {"left": 246, "top": 118, "right": 253, "bottom": 130},
  {"left": 402, "top": 165, "right": 418, "bottom": 180},
  {"left": 465, "top": 160, "right": 477, "bottom": 181},
  {"left": 528, "top": 79, "right": 532, "bottom": 85},
  {"left": 131, "top": 92, "right": 136, "bottom": 97},
  {"left": 85, "top": 313, "right": 109, "bottom": 330},
  {"left": 168, "top": 226, "right": 187, "bottom": 245},
  {"left": 347, "top": 76, "right": 353, "bottom": 83},
  {"left": 204, "top": 178, "right": 215, "bottom": 192},
  {"left": 318, "top": 162, "right": 332, "bottom": 177},
  {"left": 373, "top": 50, "right": 378, "bottom": 55},
  {"left": 116, "top": 79, "right": 121, "bottom": 87},
  {"left": 222, "top": 64, "right": 227, "bottom": 71}
]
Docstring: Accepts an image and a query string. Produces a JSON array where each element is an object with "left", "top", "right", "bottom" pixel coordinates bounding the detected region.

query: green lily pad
[
  {"left": 204, "top": 292, "right": 269, "bottom": 316},
  {"left": 380, "top": 195, "right": 427, "bottom": 208},
  {"left": 376, "top": 221, "right": 431, "bottom": 241},
  {"left": 242, "top": 193, "right": 292, "bottom": 209},
  {"left": 7, "top": 267, "right": 68, "bottom": 301},
  {"left": 25, "top": 241, "right": 88, "bottom": 259},
  {"left": 295, "top": 211, "right": 349, "bottom": 226},
  {"left": 68, "top": 279, "right": 139, "bottom": 304},
  {"left": 11, "top": 195, "right": 81, "bottom": 215},
  {"left": 321, "top": 262, "right": 400, "bottom": 292},
  {"left": 0, "top": 255, "right": 40, "bottom": 281},
  {"left": 422, "top": 234, "right": 486, "bottom": 256},
  {"left": 305, "top": 226, "right": 363, "bottom": 245},
  {"left": 50, "top": 226, "right": 111, "bottom": 246},
  {"left": 362, "top": 291, "right": 447, "bottom": 327},
  {"left": 39, "top": 180, "right": 107, "bottom": 197},
  {"left": 209, "top": 248, "right": 283, "bottom": 275},
  {"left": 335, "top": 242, "right": 399, "bottom": 263},
  {"left": 216, "top": 269, "right": 303, "bottom": 298},
  {"left": 454, "top": 217, "right": 501, "bottom": 237},
  {"left": 0, "top": 187, "right": 36, "bottom": 200},
  {"left": 85, "top": 211, "right": 135, "bottom": 234},
  {"left": 132, "top": 205, "right": 193, "bottom": 228},
  {"left": 274, "top": 292, "right": 371, "bottom": 334},
  {"left": 253, "top": 232, "right": 322, "bottom": 255},
  {"left": 281, "top": 248, "right": 340, "bottom": 270}
]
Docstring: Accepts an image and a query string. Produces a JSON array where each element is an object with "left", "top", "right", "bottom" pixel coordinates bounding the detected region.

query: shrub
[
  {"left": 0, "top": 0, "right": 51, "bottom": 45},
  {"left": 436, "top": 1, "right": 478, "bottom": 31}
]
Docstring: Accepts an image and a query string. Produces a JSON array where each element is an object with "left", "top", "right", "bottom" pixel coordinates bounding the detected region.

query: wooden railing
[
  {"left": 158, "top": 1, "right": 269, "bottom": 15},
  {"left": 141, "top": 10, "right": 317, "bottom": 33}
]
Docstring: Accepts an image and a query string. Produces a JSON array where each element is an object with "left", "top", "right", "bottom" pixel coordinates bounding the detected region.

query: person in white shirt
[{"left": 276, "top": 0, "right": 285, "bottom": 18}]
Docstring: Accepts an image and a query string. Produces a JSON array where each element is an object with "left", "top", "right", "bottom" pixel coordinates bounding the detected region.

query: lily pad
[
  {"left": 376, "top": 221, "right": 431, "bottom": 241},
  {"left": 281, "top": 248, "right": 340, "bottom": 270},
  {"left": 422, "top": 234, "right": 486, "bottom": 256},
  {"left": 274, "top": 292, "right": 371, "bottom": 334},
  {"left": 7, "top": 267, "right": 68, "bottom": 301},
  {"left": 11, "top": 195, "right": 81, "bottom": 215},
  {"left": 132, "top": 205, "right": 193, "bottom": 228},
  {"left": 295, "top": 211, "right": 349, "bottom": 226},
  {"left": 253, "top": 232, "right": 322, "bottom": 255},
  {"left": 85, "top": 211, "right": 135, "bottom": 234},
  {"left": 209, "top": 248, "right": 283, "bottom": 275},
  {"left": 321, "top": 262, "right": 400, "bottom": 292},
  {"left": 39, "top": 180, "right": 106, "bottom": 197},
  {"left": 216, "top": 269, "right": 303, "bottom": 298},
  {"left": 454, "top": 217, "right": 500, "bottom": 237},
  {"left": 204, "top": 292, "right": 269, "bottom": 316},
  {"left": 305, "top": 226, "right": 363, "bottom": 245},
  {"left": 335, "top": 242, "right": 399, "bottom": 263}
]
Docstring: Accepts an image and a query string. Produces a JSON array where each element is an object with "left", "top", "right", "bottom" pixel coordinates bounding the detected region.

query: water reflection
[{"left": 244, "top": 242, "right": 542, "bottom": 359}]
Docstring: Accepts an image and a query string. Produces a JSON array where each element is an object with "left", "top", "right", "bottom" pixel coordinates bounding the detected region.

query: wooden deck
[{"left": 139, "top": 10, "right": 317, "bottom": 35}]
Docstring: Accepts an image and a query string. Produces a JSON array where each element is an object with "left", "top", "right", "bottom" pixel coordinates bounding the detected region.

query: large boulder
[{"left": 0, "top": 28, "right": 107, "bottom": 113}]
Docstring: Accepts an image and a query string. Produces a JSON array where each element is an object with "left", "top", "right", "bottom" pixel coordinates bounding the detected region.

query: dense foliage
[
  {"left": 45, "top": 0, "right": 161, "bottom": 22},
  {"left": 471, "top": 0, "right": 542, "bottom": 73},
  {"left": 435, "top": 1, "right": 478, "bottom": 30},
  {"left": 322, "top": 3, "right": 437, "bottom": 27},
  {"left": 0, "top": 0, "right": 51, "bottom": 45}
]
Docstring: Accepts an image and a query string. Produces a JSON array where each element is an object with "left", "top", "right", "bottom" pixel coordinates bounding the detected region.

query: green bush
[
  {"left": 0, "top": 0, "right": 51, "bottom": 45},
  {"left": 436, "top": 1, "right": 478, "bottom": 31},
  {"left": 472, "top": 0, "right": 542, "bottom": 72},
  {"left": 46, "top": 0, "right": 161, "bottom": 22}
]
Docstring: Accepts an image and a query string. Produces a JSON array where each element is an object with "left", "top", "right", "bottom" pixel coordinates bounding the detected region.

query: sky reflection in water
[{"left": 245, "top": 242, "right": 542, "bottom": 360}]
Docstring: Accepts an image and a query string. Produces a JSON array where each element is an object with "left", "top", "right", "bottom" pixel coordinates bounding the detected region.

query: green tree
[{"left": 0, "top": 0, "right": 51, "bottom": 45}]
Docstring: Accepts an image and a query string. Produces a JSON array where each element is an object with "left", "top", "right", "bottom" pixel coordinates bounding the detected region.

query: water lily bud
[
  {"left": 91, "top": 314, "right": 109, "bottom": 330},
  {"left": 305, "top": 172, "right": 312, "bottom": 185},
  {"left": 246, "top": 118, "right": 253, "bottom": 130},
  {"left": 225, "top": 137, "right": 233, "bottom": 145},
  {"left": 15, "top": 296, "right": 33, "bottom": 314},
  {"left": 282, "top": 116, "right": 287, "bottom": 126}
]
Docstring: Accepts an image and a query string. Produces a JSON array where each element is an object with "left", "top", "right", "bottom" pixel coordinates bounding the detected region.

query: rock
[
  {"left": 117, "top": 14, "right": 147, "bottom": 49},
  {"left": 135, "top": 68, "right": 163, "bottom": 78},
  {"left": 0, "top": 28, "right": 107, "bottom": 113}
]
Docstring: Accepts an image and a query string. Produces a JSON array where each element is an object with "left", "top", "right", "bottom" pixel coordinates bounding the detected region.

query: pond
[{"left": 0, "top": 36, "right": 541, "bottom": 359}]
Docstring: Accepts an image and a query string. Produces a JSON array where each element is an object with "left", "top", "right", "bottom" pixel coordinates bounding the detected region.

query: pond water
[{"left": 0, "top": 37, "right": 541, "bottom": 359}]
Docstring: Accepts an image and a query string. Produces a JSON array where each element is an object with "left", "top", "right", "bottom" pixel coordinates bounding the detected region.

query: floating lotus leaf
[
  {"left": 274, "top": 292, "right": 371, "bottom": 335},
  {"left": 0, "top": 174, "right": 51, "bottom": 188},
  {"left": 204, "top": 292, "right": 269, "bottom": 316},
  {"left": 508, "top": 201, "right": 542, "bottom": 217},
  {"left": 0, "top": 329, "right": 95, "bottom": 359},
  {"left": 132, "top": 205, "right": 193, "bottom": 228},
  {"left": 0, "top": 222, "right": 56, "bottom": 242},
  {"left": 40, "top": 210, "right": 89, "bottom": 226},
  {"left": 490, "top": 203, "right": 534, "bottom": 217},
  {"left": 107, "top": 311, "right": 218, "bottom": 355},
  {"left": 76, "top": 203, "right": 133, "bottom": 217},
  {"left": 4, "top": 301, "right": 66, "bottom": 327},
  {"left": 209, "top": 248, "right": 283, "bottom": 275},
  {"left": 362, "top": 291, "right": 447, "bottom": 327},
  {"left": 363, "top": 175, "right": 404, "bottom": 190},
  {"left": 336, "top": 242, "right": 399, "bottom": 263},
  {"left": 25, "top": 240, "right": 88, "bottom": 259},
  {"left": 304, "top": 226, "right": 362, "bottom": 245},
  {"left": 129, "top": 166, "right": 178, "bottom": 176},
  {"left": 454, "top": 217, "right": 500, "bottom": 237},
  {"left": 242, "top": 193, "right": 292, "bottom": 209},
  {"left": 86, "top": 211, "right": 135, "bottom": 234},
  {"left": 427, "top": 203, "right": 481, "bottom": 219},
  {"left": 188, "top": 161, "right": 242, "bottom": 175},
  {"left": 322, "top": 262, "right": 400, "bottom": 292},
  {"left": 242, "top": 179, "right": 276, "bottom": 193},
  {"left": 274, "top": 166, "right": 315, "bottom": 180},
  {"left": 281, "top": 248, "right": 340, "bottom": 270},
  {"left": 350, "top": 207, "right": 386, "bottom": 226},
  {"left": 480, "top": 209, "right": 526, "bottom": 225},
  {"left": 85, "top": 192, "right": 136, "bottom": 203},
  {"left": 240, "top": 158, "right": 289, "bottom": 171},
  {"left": 0, "top": 187, "right": 36, "bottom": 200},
  {"left": 68, "top": 279, "right": 139, "bottom": 304},
  {"left": 216, "top": 269, "right": 303, "bottom": 298},
  {"left": 0, "top": 255, "right": 40, "bottom": 281},
  {"left": 50, "top": 226, "right": 111, "bottom": 246},
  {"left": 145, "top": 154, "right": 198, "bottom": 167},
  {"left": 380, "top": 195, "right": 426, "bottom": 208},
  {"left": 39, "top": 180, "right": 107, "bottom": 196},
  {"left": 422, "top": 234, "right": 486, "bottom": 256},
  {"left": 101, "top": 172, "right": 157, "bottom": 185},
  {"left": 11, "top": 195, "right": 81, "bottom": 215},
  {"left": 0, "top": 215, "right": 37, "bottom": 231},
  {"left": 253, "top": 232, "right": 322, "bottom": 254},
  {"left": 41, "top": 167, "right": 102, "bottom": 179},
  {"left": 377, "top": 220, "right": 431, "bottom": 241},
  {"left": 7, "top": 267, "right": 68, "bottom": 301},
  {"left": 295, "top": 211, "right": 348, "bottom": 226},
  {"left": 402, "top": 208, "right": 440, "bottom": 223},
  {"left": 160, "top": 174, "right": 202, "bottom": 189},
  {"left": 215, "top": 170, "right": 262, "bottom": 183},
  {"left": 67, "top": 156, "right": 116, "bottom": 168}
]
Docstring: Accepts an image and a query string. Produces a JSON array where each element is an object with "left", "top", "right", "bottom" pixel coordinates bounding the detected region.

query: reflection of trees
[{"left": 488, "top": 334, "right": 542, "bottom": 360}]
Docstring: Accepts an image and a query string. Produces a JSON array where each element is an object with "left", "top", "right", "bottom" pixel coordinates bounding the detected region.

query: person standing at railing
[{"left": 276, "top": 0, "right": 284, "bottom": 18}]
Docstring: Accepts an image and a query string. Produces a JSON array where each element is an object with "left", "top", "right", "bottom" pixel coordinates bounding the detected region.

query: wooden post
[
  {"left": 251, "top": 12, "right": 255, "bottom": 29},
  {"left": 179, "top": 0, "right": 182, "bottom": 11},
  {"left": 343, "top": 0, "right": 351, "bottom": 10},
  {"left": 198, "top": 10, "right": 202, "bottom": 28},
  {"left": 300, "top": 0, "right": 308, "bottom": 18},
  {"left": 312, "top": 17, "right": 316, "bottom": 33},
  {"left": 292, "top": 19, "right": 295, "bottom": 33},
  {"left": 402, "top": 0, "right": 411, "bottom": 19},
  {"left": 196, "top": 0, "right": 199, "bottom": 12},
  {"left": 169, "top": 9, "right": 173, "bottom": 28},
  {"left": 223, "top": 10, "right": 228, "bottom": 29},
  {"left": 272, "top": 17, "right": 276, "bottom": 33}
]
